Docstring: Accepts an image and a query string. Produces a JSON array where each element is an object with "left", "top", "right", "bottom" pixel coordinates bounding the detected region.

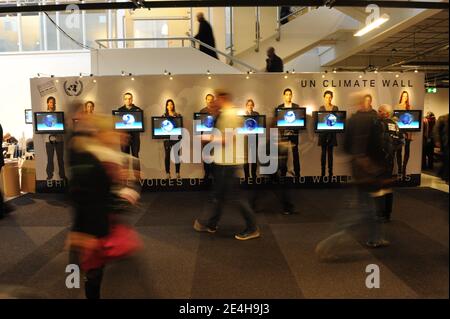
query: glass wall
[{"left": 0, "top": 14, "right": 19, "bottom": 52}]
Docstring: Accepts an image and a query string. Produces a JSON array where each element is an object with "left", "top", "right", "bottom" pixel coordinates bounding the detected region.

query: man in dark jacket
[
  {"left": 194, "top": 12, "right": 218, "bottom": 59},
  {"left": 435, "top": 113, "right": 449, "bottom": 183},
  {"left": 276, "top": 88, "right": 301, "bottom": 177},
  {"left": 266, "top": 47, "right": 284, "bottom": 73},
  {"left": 118, "top": 92, "right": 142, "bottom": 179}
]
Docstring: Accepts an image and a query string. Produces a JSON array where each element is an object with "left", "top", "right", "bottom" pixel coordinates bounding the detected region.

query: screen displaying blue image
[
  {"left": 393, "top": 110, "right": 422, "bottom": 132},
  {"left": 237, "top": 115, "right": 266, "bottom": 135},
  {"left": 152, "top": 116, "right": 183, "bottom": 139},
  {"left": 193, "top": 112, "right": 216, "bottom": 133},
  {"left": 34, "top": 112, "right": 65, "bottom": 133},
  {"left": 112, "top": 110, "right": 144, "bottom": 132},
  {"left": 314, "top": 111, "right": 346, "bottom": 132},
  {"left": 276, "top": 108, "right": 306, "bottom": 129}
]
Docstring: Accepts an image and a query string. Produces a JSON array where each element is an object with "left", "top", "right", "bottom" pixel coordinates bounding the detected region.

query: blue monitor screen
[
  {"left": 152, "top": 116, "right": 183, "bottom": 139},
  {"left": 193, "top": 112, "right": 216, "bottom": 133},
  {"left": 276, "top": 107, "right": 306, "bottom": 129},
  {"left": 237, "top": 115, "right": 266, "bottom": 135},
  {"left": 34, "top": 112, "right": 65, "bottom": 133},
  {"left": 112, "top": 110, "right": 144, "bottom": 132},
  {"left": 393, "top": 110, "right": 422, "bottom": 132},
  {"left": 315, "top": 111, "right": 346, "bottom": 132}
]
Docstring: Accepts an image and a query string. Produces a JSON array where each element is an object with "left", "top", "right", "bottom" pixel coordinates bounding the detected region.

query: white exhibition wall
[{"left": 30, "top": 72, "right": 424, "bottom": 182}]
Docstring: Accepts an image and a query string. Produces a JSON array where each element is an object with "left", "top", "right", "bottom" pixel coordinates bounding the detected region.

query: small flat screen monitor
[
  {"left": 393, "top": 110, "right": 422, "bottom": 132},
  {"left": 25, "top": 109, "right": 33, "bottom": 124},
  {"left": 314, "top": 111, "right": 346, "bottom": 133},
  {"left": 276, "top": 107, "right": 306, "bottom": 129},
  {"left": 237, "top": 115, "right": 266, "bottom": 135},
  {"left": 152, "top": 116, "right": 183, "bottom": 139},
  {"left": 112, "top": 110, "right": 144, "bottom": 132},
  {"left": 34, "top": 112, "right": 65, "bottom": 134},
  {"left": 193, "top": 112, "right": 216, "bottom": 133}
]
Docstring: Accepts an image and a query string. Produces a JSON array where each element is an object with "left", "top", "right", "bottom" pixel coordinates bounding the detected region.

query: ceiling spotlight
[
  {"left": 208, "top": 76, "right": 212, "bottom": 80},
  {"left": 90, "top": 74, "right": 93, "bottom": 77},
  {"left": 207, "top": 70, "right": 211, "bottom": 75},
  {"left": 164, "top": 70, "right": 168, "bottom": 76},
  {"left": 322, "top": 74, "right": 326, "bottom": 78},
  {"left": 93, "top": 79, "right": 97, "bottom": 83},
  {"left": 246, "top": 75, "right": 250, "bottom": 79},
  {"left": 169, "top": 76, "right": 173, "bottom": 80},
  {"left": 374, "top": 70, "right": 378, "bottom": 74},
  {"left": 333, "top": 69, "right": 337, "bottom": 73},
  {"left": 292, "top": 69, "right": 296, "bottom": 74},
  {"left": 414, "top": 69, "right": 418, "bottom": 73},
  {"left": 359, "top": 74, "right": 363, "bottom": 78},
  {"left": 55, "top": 79, "right": 59, "bottom": 83},
  {"left": 79, "top": 73, "right": 83, "bottom": 78},
  {"left": 131, "top": 77, "right": 135, "bottom": 81},
  {"left": 121, "top": 71, "right": 125, "bottom": 76},
  {"left": 395, "top": 74, "right": 399, "bottom": 78}
]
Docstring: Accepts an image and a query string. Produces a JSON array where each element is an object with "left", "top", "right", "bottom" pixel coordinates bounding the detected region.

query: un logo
[{"left": 63, "top": 79, "right": 83, "bottom": 96}]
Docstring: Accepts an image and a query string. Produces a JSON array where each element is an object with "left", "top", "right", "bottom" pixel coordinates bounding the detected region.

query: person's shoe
[
  {"left": 176, "top": 173, "right": 181, "bottom": 179},
  {"left": 193, "top": 219, "right": 217, "bottom": 233},
  {"left": 282, "top": 210, "right": 293, "bottom": 215},
  {"left": 235, "top": 228, "right": 261, "bottom": 241},
  {"left": 165, "top": 173, "right": 171, "bottom": 179},
  {"left": 366, "top": 239, "right": 390, "bottom": 248}
]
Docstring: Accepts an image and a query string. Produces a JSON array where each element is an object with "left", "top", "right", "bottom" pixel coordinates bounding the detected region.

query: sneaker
[
  {"left": 166, "top": 173, "right": 171, "bottom": 179},
  {"left": 366, "top": 239, "right": 390, "bottom": 248},
  {"left": 193, "top": 219, "right": 217, "bottom": 233},
  {"left": 176, "top": 173, "right": 181, "bottom": 179},
  {"left": 235, "top": 228, "right": 261, "bottom": 241}
]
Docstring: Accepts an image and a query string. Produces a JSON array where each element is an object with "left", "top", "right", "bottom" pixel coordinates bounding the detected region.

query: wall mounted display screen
[
  {"left": 314, "top": 111, "right": 346, "bottom": 133},
  {"left": 276, "top": 107, "right": 306, "bottom": 129},
  {"left": 393, "top": 110, "right": 422, "bottom": 132},
  {"left": 25, "top": 109, "right": 33, "bottom": 124},
  {"left": 193, "top": 112, "right": 216, "bottom": 133},
  {"left": 152, "top": 116, "right": 183, "bottom": 139},
  {"left": 34, "top": 112, "right": 65, "bottom": 134},
  {"left": 237, "top": 115, "right": 266, "bottom": 135},
  {"left": 112, "top": 110, "right": 145, "bottom": 132}
]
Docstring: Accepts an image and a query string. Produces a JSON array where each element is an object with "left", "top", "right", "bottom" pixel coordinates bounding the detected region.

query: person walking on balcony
[
  {"left": 194, "top": 12, "right": 218, "bottom": 59},
  {"left": 266, "top": 47, "right": 283, "bottom": 73}
]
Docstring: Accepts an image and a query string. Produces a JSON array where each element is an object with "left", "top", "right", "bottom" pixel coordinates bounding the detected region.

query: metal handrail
[
  {"left": 276, "top": 6, "right": 308, "bottom": 41},
  {"left": 95, "top": 36, "right": 257, "bottom": 72}
]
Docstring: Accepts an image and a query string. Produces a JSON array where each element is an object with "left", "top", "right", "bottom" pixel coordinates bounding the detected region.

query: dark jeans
[
  {"left": 244, "top": 138, "right": 258, "bottom": 179},
  {"left": 422, "top": 139, "right": 434, "bottom": 169},
  {"left": 321, "top": 145, "right": 334, "bottom": 176},
  {"left": 121, "top": 141, "right": 140, "bottom": 174},
  {"left": 279, "top": 135, "right": 300, "bottom": 177},
  {"left": 375, "top": 192, "right": 394, "bottom": 221},
  {"left": 396, "top": 139, "right": 411, "bottom": 175},
  {"left": 46, "top": 141, "right": 66, "bottom": 179},
  {"left": 202, "top": 165, "right": 257, "bottom": 231},
  {"left": 85, "top": 267, "right": 104, "bottom": 299},
  {"left": 164, "top": 140, "right": 180, "bottom": 174}
]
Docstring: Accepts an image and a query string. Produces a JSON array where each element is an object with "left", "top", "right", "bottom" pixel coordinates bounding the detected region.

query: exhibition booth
[{"left": 28, "top": 72, "right": 425, "bottom": 192}]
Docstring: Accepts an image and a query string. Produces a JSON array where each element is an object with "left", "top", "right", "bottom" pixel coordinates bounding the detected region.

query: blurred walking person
[
  {"left": 422, "top": 112, "right": 436, "bottom": 170},
  {"left": 66, "top": 115, "right": 143, "bottom": 299},
  {"left": 194, "top": 91, "right": 260, "bottom": 240}
]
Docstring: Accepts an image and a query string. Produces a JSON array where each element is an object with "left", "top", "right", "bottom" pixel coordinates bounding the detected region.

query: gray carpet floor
[{"left": 0, "top": 187, "right": 448, "bottom": 299}]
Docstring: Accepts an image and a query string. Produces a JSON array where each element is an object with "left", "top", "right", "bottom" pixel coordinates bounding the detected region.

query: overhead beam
[{"left": 0, "top": 1, "right": 448, "bottom": 14}]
